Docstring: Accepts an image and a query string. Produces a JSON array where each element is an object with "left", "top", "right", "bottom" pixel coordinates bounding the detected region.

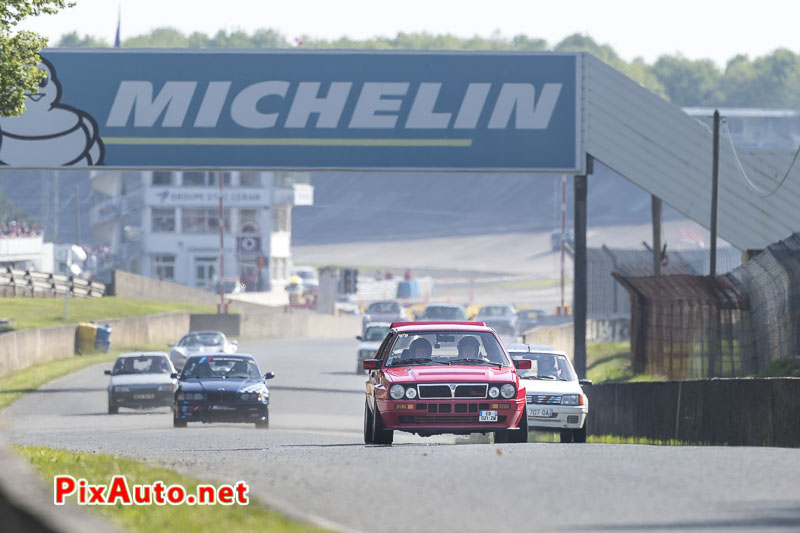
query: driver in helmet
[{"left": 404, "top": 337, "right": 432, "bottom": 360}]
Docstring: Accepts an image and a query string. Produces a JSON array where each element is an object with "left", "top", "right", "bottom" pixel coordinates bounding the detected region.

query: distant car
[
  {"left": 104, "top": 352, "right": 177, "bottom": 414},
  {"left": 355, "top": 322, "right": 391, "bottom": 373},
  {"left": 291, "top": 265, "right": 319, "bottom": 289},
  {"left": 362, "top": 321, "right": 531, "bottom": 444},
  {"left": 173, "top": 353, "right": 275, "bottom": 428},
  {"left": 362, "top": 300, "right": 407, "bottom": 330},
  {"left": 417, "top": 304, "right": 467, "bottom": 321},
  {"left": 212, "top": 278, "right": 245, "bottom": 294},
  {"left": 168, "top": 330, "right": 238, "bottom": 371},
  {"left": 515, "top": 308, "right": 546, "bottom": 337},
  {"left": 475, "top": 304, "right": 517, "bottom": 337},
  {"left": 506, "top": 344, "right": 591, "bottom": 443}
]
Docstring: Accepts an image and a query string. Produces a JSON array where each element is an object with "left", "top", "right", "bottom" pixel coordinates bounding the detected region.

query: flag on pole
[{"left": 113, "top": 9, "right": 121, "bottom": 47}]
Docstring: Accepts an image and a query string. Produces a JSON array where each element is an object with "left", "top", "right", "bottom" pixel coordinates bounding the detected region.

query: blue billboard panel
[{"left": 0, "top": 50, "right": 581, "bottom": 171}]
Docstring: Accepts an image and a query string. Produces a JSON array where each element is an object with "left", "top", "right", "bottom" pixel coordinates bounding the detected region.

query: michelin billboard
[{"left": 0, "top": 50, "right": 581, "bottom": 171}]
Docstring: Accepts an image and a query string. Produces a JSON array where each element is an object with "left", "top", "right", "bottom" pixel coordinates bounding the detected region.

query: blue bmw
[{"left": 173, "top": 353, "right": 275, "bottom": 428}]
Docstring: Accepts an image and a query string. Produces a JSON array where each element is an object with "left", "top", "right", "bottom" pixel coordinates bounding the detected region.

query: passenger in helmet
[{"left": 456, "top": 336, "right": 481, "bottom": 359}]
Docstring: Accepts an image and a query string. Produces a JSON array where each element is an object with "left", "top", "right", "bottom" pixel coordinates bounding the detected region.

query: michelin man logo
[{"left": 0, "top": 57, "right": 104, "bottom": 166}]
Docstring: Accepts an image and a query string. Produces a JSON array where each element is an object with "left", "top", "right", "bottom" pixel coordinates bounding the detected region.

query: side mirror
[
  {"left": 104, "top": 370, "right": 112, "bottom": 375},
  {"left": 515, "top": 359, "right": 532, "bottom": 370},
  {"left": 356, "top": 335, "right": 362, "bottom": 341},
  {"left": 168, "top": 343, "right": 175, "bottom": 347},
  {"left": 170, "top": 372, "right": 179, "bottom": 379},
  {"left": 231, "top": 340, "right": 238, "bottom": 346},
  {"left": 363, "top": 359, "right": 379, "bottom": 371},
  {"left": 264, "top": 372, "right": 276, "bottom": 380},
  {"left": 579, "top": 378, "right": 593, "bottom": 387}
]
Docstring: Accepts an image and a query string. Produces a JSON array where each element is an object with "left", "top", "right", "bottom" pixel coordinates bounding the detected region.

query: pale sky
[{"left": 16, "top": 0, "right": 800, "bottom": 68}]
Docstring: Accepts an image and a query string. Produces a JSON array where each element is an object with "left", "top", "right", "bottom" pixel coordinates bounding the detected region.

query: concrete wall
[
  {"left": 103, "top": 313, "right": 191, "bottom": 348},
  {"left": 524, "top": 323, "right": 574, "bottom": 361},
  {"left": 0, "top": 325, "right": 78, "bottom": 377},
  {"left": 189, "top": 314, "right": 241, "bottom": 337},
  {"left": 240, "top": 308, "right": 361, "bottom": 339},
  {"left": 586, "top": 379, "right": 800, "bottom": 447}
]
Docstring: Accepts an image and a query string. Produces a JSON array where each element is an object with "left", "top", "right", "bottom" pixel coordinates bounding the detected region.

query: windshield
[
  {"left": 179, "top": 333, "right": 224, "bottom": 347},
  {"left": 511, "top": 352, "right": 577, "bottom": 381},
  {"left": 386, "top": 331, "right": 510, "bottom": 367},
  {"left": 478, "top": 306, "right": 513, "bottom": 317},
  {"left": 112, "top": 355, "right": 172, "bottom": 375},
  {"left": 421, "top": 306, "right": 466, "bottom": 320},
  {"left": 180, "top": 356, "right": 261, "bottom": 380},
  {"left": 519, "top": 310, "right": 544, "bottom": 320},
  {"left": 367, "top": 301, "right": 400, "bottom": 314},
  {"left": 363, "top": 326, "right": 390, "bottom": 342}
]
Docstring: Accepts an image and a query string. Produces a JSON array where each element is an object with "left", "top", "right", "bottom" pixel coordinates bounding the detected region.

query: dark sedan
[{"left": 173, "top": 354, "right": 275, "bottom": 428}]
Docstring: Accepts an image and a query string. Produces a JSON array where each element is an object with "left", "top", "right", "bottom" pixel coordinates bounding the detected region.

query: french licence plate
[
  {"left": 528, "top": 407, "right": 555, "bottom": 418},
  {"left": 479, "top": 410, "right": 498, "bottom": 422},
  {"left": 133, "top": 393, "right": 155, "bottom": 400}
]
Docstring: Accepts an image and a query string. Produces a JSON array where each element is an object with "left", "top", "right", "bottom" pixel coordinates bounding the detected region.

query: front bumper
[
  {"left": 174, "top": 400, "right": 269, "bottom": 423},
  {"left": 377, "top": 397, "right": 526, "bottom": 434},
  {"left": 109, "top": 390, "right": 173, "bottom": 409},
  {"left": 526, "top": 403, "right": 587, "bottom": 430}
]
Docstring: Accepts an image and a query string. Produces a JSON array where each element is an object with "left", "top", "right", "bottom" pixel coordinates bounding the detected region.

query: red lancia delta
[{"left": 362, "top": 321, "right": 531, "bottom": 445}]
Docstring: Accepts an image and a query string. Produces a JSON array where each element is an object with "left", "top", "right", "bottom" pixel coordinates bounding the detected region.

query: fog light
[
  {"left": 488, "top": 386, "right": 500, "bottom": 398},
  {"left": 405, "top": 387, "right": 417, "bottom": 399}
]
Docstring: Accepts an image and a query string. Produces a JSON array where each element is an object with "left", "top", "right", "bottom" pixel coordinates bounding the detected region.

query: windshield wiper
[
  {"left": 447, "top": 359, "right": 503, "bottom": 368},
  {"left": 390, "top": 358, "right": 437, "bottom": 366}
]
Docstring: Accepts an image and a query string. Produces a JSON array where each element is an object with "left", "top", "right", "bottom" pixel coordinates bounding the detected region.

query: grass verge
[
  {"left": 0, "top": 297, "right": 217, "bottom": 331},
  {"left": 587, "top": 435, "right": 711, "bottom": 446},
  {"left": 586, "top": 341, "right": 663, "bottom": 383},
  {"left": 0, "top": 345, "right": 164, "bottom": 412},
  {"left": 15, "top": 446, "right": 327, "bottom": 533}
]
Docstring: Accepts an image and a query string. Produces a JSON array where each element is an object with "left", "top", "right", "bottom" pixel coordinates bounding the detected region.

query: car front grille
[
  {"left": 418, "top": 384, "right": 488, "bottom": 399},
  {"left": 207, "top": 392, "right": 237, "bottom": 403},
  {"left": 397, "top": 415, "right": 507, "bottom": 425},
  {"left": 528, "top": 394, "right": 562, "bottom": 405},
  {"left": 567, "top": 415, "right": 579, "bottom": 423}
]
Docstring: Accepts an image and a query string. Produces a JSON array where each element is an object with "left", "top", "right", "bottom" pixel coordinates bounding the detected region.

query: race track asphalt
[{"left": 2, "top": 337, "right": 799, "bottom": 532}]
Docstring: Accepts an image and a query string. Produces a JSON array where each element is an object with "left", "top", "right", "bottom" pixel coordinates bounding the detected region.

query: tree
[
  {"left": 652, "top": 55, "right": 723, "bottom": 106},
  {"left": 0, "top": 0, "right": 73, "bottom": 117}
]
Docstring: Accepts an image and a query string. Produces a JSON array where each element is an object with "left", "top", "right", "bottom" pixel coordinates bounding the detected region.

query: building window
[
  {"left": 182, "top": 171, "right": 232, "bottom": 187},
  {"left": 273, "top": 205, "right": 291, "bottom": 232},
  {"left": 151, "top": 208, "right": 175, "bottom": 232},
  {"left": 152, "top": 171, "right": 173, "bottom": 186},
  {"left": 240, "top": 172, "right": 261, "bottom": 187},
  {"left": 152, "top": 254, "right": 175, "bottom": 280},
  {"left": 239, "top": 209, "right": 260, "bottom": 233},
  {"left": 182, "top": 208, "right": 230, "bottom": 233}
]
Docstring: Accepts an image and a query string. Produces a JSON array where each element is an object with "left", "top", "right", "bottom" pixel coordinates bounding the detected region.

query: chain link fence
[{"left": 612, "top": 233, "right": 800, "bottom": 379}]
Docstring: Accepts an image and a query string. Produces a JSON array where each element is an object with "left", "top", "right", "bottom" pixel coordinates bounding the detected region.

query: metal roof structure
[{"left": 582, "top": 54, "right": 800, "bottom": 252}]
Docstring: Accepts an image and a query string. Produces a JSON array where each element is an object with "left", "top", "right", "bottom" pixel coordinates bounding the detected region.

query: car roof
[
  {"left": 185, "top": 352, "right": 254, "bottom": 360},
  {"left": 505, "top": 343, "right": 566, "bottom": 356},
  {"left": 424, "top": 303, "right": 464, "bottom": 308},
  {"left": 392, "top": 322, "right": 492, "bottom": 333},
  {"left": 364, "top": 322, "right": 392, "bottom": 328},
  {"left": 117, "top": 351, "right": 169, "bottom": 358},
  {"left": 184, "top": 330, "right": 226, "bottom": 336}
]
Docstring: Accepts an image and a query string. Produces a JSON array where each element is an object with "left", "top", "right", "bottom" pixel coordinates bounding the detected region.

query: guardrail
[{"left": 0, "top": 267, "right": 105, "bottom": 298}]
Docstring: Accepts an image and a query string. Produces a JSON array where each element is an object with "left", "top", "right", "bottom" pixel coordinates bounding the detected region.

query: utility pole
[
  {"left": 573, "top": 155, "right": 592, "bottom": 379},
  {"left": 710, "top": 110, "right": 720, "bottom": 277},
  {"left": 74, "top": 183, "right": 81, "bottom": 246},
  {"left": 218, "top": 171, "right": 226, "bottom": 314},
  {"left": 652, "top": 196, "right": 662, "bottom": 276}
]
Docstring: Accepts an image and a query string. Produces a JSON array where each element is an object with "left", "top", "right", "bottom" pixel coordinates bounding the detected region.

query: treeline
[{"left": 56, "top": 29, "right": 800, "bottom": 109}]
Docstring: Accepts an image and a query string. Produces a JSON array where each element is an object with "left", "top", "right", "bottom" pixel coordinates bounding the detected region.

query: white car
[
  {"left": 168, "top": 330, "right": 238, "bottom": 371},
  {"left": 506, "top": 344, "right": 591, "bottom": 443},
  {"left": 355, "top": 322, "right": 391, "bottom": 373},
  {"left": 104, "top": 352, "right": 177, "bottom": 414}
]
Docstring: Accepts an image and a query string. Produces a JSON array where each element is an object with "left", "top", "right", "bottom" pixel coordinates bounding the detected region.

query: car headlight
[
  {"left": 157, "top": 385, "right": 170, "bottom": 392},
  {"left": 488, "top": 386, "right": 500, "bottom": 399},
  {"left": 500, "top": 384, "right": 516, "bottom": 399},
  {"left": 113, "top": 386, "right": 129, "bottom": 392},
  {"left": 240, "top": 393, "right": 251, "bottom": 400},
  {"left": 562, "top": 394, "right": 582, "bottom": 405},
  {"left": 389, "top": 384, "right": 405, "bottom": 400},
  {"left": 405, "top": 387, "right": 417, "bottom": 399}
]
